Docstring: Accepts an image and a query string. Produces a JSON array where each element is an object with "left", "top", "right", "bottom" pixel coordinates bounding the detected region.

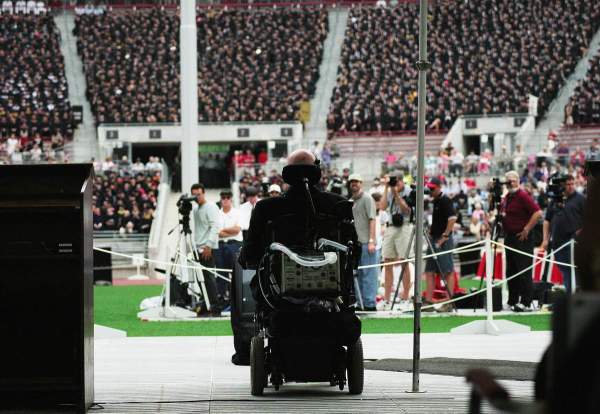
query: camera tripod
[
  {"left": 390, "top": 219, "right": 456, "bottom": 311},
  {"left": 152, "top": 217, "right": 214, "bottom": 319}
]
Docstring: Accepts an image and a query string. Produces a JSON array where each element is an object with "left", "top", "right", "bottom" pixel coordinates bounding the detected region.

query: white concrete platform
[{"left": 91, "top": 332, "right": 550, "bottom": 413}]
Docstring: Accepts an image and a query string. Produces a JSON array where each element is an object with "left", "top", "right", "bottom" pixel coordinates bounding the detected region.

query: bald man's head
[{"left": 287, "top": 149, "right": 316, "bottom": 166}]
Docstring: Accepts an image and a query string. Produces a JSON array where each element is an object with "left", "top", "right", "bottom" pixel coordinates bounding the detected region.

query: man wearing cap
[
  {"left": 268, "top": 183, "right": 282, "bottom": 197},
  {"left": 424, "top": 177, "right": 457, "bottom": 310},
  {"left": 239, "top": 186, "right": 260, "bottom": 240},
  {"left": 349, "top": 173, "right": 379, "bottom": 311},
  {"left": 501, "top": 171, "right": 543, "bottom": 312},
  {"left": 215, "top": 190, "right": 243, "bottom": 306},
  {"left": 380, "top": 174, "right": 413, "bottom": 308}
]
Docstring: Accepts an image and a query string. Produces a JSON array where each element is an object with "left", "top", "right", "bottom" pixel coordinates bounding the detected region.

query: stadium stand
[
  {"left": 328, "top": 0, "right": 600, "bottom": 135},
  {"left": 565, "top": 52, "right": 600, "bottom": 126},
  {"left": 0, "top": 10, "right": 74, "bottom": 163},
  {"left": 74, "top": 7, "right": 327, "bottom": 124}
]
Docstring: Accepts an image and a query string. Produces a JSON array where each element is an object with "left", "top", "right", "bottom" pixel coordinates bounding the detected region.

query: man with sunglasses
[
  {"left": 501, "top": 171, "right": 543, "bottom": 312},
  {"left": 215, "top": 190, "right": 243, "bottom": 307}
]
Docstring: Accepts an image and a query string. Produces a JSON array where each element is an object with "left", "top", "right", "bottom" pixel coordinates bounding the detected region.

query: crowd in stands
[
  {"left": 328, "top": 0, "right": 600, "bottom": 135},
  {"left": 0, "top": 10, "right": 74, "bottom": 164},
  {"left": 565, "top": 52, "right": 600, "bottom": 125},
  {"left": 75, "top": 8, "right": 326, "bottom": 124},
  {"left": 92, "top": 156, "right": 162, "bottom": 234}
]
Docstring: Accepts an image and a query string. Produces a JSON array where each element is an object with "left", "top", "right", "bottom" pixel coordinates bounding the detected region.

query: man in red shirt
[{"left": 500, "top": 171, "right": 543, "bottom": 312}]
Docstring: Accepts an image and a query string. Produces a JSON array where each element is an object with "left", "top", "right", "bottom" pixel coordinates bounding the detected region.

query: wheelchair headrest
[{"left": 282, "top": 164, "right": 321, "bottom": 187}]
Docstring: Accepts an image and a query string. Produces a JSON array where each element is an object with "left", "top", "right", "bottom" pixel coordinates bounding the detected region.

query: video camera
[
  {"left": 177, "top": 194, "right": 196, "bottom": 216},
  {"left": 548, "top": 173, "right": 567, "bottom": 203},
  {"left": 490, "top": 178, "right": 505, "bottom": 206},
  {"left": 407, "top": 183, "right": 430, "bottom": 207},
  {"left": 176, "top": 194, "right": 197, "bottom": 234},
  {"left": 330, "top": 176, "right": 344, "bottom": 195}
]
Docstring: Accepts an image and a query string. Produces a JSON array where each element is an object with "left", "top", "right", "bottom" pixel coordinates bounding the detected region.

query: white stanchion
[
  {"left": 128, "top": 253, "right": 150, "bottom": 280},
  {"left": 450, "top": 238, "right": 530, "bottom": 335}
]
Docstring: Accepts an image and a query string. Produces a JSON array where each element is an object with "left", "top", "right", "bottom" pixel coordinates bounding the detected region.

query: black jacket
[{"left": 239, "top": 185, "right": 357, "bottom": 269}]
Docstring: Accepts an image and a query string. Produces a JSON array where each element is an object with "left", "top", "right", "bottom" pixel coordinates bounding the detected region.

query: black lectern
[{"left": 0, "top": 164, "right": 94, "bottom": 412}]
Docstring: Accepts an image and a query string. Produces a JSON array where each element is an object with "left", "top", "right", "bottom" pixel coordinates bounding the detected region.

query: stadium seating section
[
  {"left": 566, "top": 52, "right": 600, "bottom": 125},
  {"left": 328, "top": 0, "right": 600, "bottom": 134},
  {"left": 74, "top": 8, "right": 327, "bottom": 124},
  {"left": 0, "top": 12, "right": 74, "bottom": 162},
  {"left": 93, "top": 168, "right": 161, "bottom": 234}
]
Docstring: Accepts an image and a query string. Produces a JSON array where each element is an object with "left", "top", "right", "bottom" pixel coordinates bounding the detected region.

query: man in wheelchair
[{"left": 236, "top": 149, "right": 364, "bottom": 396}]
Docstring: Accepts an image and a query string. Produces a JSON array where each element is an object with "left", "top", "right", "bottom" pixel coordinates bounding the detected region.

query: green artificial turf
[{"left": 95, "top": 285, "right": 551, "bottom": 337}]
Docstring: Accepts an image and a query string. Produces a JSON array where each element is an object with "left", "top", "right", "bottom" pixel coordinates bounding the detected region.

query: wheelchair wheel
[
  {"left": 250, "top": 336, "right": 266, "bottom": 396},
  {"left": 347, "top": 338, "right": 364, "bottom": 395}
]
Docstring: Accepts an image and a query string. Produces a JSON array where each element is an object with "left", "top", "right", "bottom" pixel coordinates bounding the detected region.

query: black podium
[{"left": 0, "top": 164, "right": 94, "bottom": 412}]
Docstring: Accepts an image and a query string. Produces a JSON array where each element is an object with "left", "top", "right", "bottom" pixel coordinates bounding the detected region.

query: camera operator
[
  {"left": 423, "top": 177, "right": 457, "bottom": 310},
  {"left": 380, "top": 174, "right": 413, "bottom": 307},
  {"left": 541, "top": 175, "right": 585, "bottom": 293},
  {"left": 501, "top": 171, "right": 543, "bottom": 312},
  {"left": 190, "top": 183, "right": 222, "bottom": 316}
]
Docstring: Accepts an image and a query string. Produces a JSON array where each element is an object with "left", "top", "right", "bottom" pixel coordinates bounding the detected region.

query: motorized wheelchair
[{"left": 248, "top": 168, "right": 364, "bottom": 396}]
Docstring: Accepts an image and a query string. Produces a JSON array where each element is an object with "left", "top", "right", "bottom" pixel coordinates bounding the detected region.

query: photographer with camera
[
  {"left": 541, "top": 174, "right": 585, "bottom": 293},
  {"left": 423, "top": 177, "right": 457, "bottom": 311},
  {"left": 501, "top": 171, "right": 543, "bottom": 312},
  {"left": 190, "top": 183, "right": 222, "bottom": 316},
  {"left": 380, "top": 174, "right": 413, "bottom": 307}
]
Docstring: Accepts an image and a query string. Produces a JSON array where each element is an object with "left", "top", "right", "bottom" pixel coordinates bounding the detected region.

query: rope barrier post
[
  {"left": 450, "top": 238, "right": 530, "bottom": 335},
  {"left": 484, "top": 238, "right": 494, "bottom": 324},
  {"left": 570, "top": 239, "right": 576, "bottom": 294}
]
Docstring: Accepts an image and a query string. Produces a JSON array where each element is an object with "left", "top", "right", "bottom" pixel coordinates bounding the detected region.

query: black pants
[
  {"left": 198, "top": 250, "right": 221, "bottom": 312},
  {"left": 505, "top": 233, "right": 534, "bottom": 307},
  {"left": 215, "top": 240, "right": 242, "bottom": 302}
]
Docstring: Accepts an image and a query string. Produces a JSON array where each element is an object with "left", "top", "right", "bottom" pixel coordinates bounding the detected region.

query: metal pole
[
  {"left": 180, "top": 0, "right": 199, "bottom": 193},
  {"left": 412, "top": 0, "right": 429, "bottom": 393}
]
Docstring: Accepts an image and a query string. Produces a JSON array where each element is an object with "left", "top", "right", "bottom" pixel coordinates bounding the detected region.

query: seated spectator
[
  {"left": 74, "top": 8, "right": 327, "bottom": 125},
  {"left": 329, "top": 1, "right": 600, "bottom": 134}
]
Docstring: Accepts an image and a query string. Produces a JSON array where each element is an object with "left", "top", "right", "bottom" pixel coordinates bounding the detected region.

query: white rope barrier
[
  {"left": 93, "top": 246, "right": 233, "bottom": 277},
  {"left": 490, "top": 239, "right": 576, "bottom": 268},
  {"left": 357, "top": 239, "right": 487, "bottom": 270},
  {"left": 399, "top": 239, "right": 575, "bottom": 313}
]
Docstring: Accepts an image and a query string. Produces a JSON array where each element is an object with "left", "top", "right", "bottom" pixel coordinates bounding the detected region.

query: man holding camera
[
  {"left": 424, "top": 177, "right": 457, "bottom": 310},
  {"left": 541, "top": 175, "right": 585, "bottom": 293},
  {"left": 191, "top": 183, "right": 222, "bottom": 315},
  {"left": 501, "top": 171, "right": 543, "bottom": 312},
  {"left": 380, "top": 175, "right": 413, "bottom": 307}
]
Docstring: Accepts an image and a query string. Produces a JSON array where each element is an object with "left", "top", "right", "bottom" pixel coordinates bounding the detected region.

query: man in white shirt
[
  {"left": 215, "top": 190, "right": 243, "bottom": 306},
  {"left": 239, "top": 186, "right": 260, "bottom": 239}
]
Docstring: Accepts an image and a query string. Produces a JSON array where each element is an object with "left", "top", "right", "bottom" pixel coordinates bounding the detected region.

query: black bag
[
  {"left": 391, "top": 213, "right": 404, "bottom": 227},
  {"left": 390, "top": 197, "right": 404, "bottom": 227}
]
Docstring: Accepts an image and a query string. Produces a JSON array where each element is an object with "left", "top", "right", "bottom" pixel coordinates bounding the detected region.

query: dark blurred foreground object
[
  {"left": 0, "top": 164, "right": 94, "bottom": 413},
  {"left": 467, "top": 160, "right": 600, "bottom": 414}
]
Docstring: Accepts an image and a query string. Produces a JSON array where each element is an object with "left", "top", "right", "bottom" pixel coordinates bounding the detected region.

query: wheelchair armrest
[
  {"left": 269, "top": 243, "right": 338, "bottom": 267},
  {"left": 317, "top": 238, "right": 349, "bottom": 253}
]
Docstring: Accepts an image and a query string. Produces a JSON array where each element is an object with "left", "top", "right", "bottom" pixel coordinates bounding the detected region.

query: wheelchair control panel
[{"left": 279, "top": 252, "right": 340, "bottom": 294}]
